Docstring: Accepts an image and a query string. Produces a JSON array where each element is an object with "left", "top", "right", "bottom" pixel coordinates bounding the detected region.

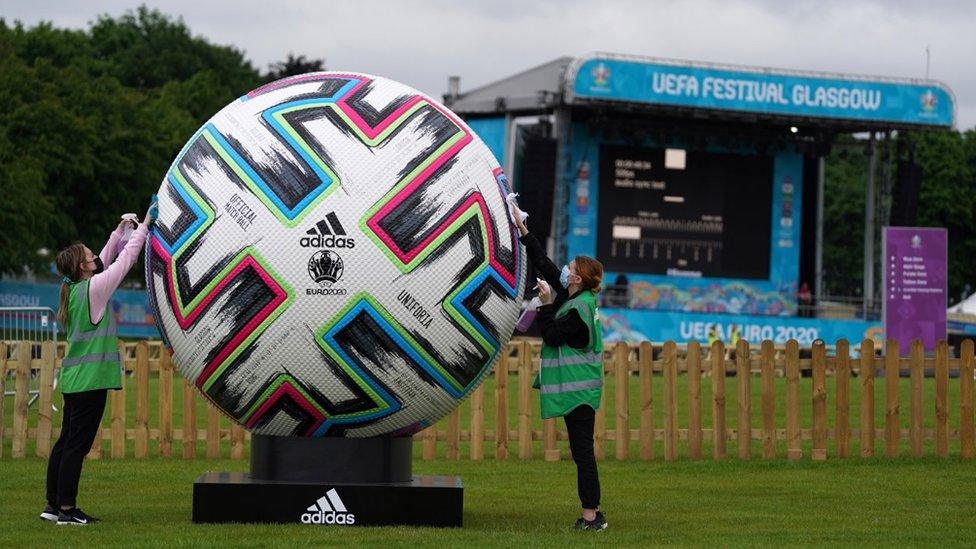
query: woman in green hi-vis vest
[
  {"left": 40, "top": 196, "right": 157, "bottom": 526},
  {"left": 510, "top": 198, "right": 608, "bottom": 532}
]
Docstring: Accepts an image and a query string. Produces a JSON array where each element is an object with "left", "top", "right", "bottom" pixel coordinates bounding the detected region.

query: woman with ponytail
[
  {"left": 509, "top": 198, "right": 608, "bottom": 532},
  {"left": 41, "top": 196, "right": 157, "bottom": 526}
]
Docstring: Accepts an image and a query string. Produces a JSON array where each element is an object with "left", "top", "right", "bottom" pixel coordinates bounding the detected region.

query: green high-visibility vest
[
  {"left": 60, "top": 280, "right": 122, "bottom": 394},
  {"left": 537, "top": 290, "right": 604, "bottom": 419}
]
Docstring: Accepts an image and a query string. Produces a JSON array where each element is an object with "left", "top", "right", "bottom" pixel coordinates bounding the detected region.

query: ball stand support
[{"left": 192, "top": 434, "right": 463, "bottom": 527}]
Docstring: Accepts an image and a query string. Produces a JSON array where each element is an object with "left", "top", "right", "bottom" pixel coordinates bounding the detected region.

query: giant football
[{"left": 146, "top": 72, "right": 526, "bottom": 437}]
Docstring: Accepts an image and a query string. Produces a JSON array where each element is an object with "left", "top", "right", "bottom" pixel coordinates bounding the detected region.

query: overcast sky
[{"left": 2, "top": 0, "right": 974, "bottom": 129}]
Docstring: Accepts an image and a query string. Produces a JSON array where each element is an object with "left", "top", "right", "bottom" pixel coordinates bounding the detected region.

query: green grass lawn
[{"left": 1, "top": 456, "right": 974, "bottom": 547}]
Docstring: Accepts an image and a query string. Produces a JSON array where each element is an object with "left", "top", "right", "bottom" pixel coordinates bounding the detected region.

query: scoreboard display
[{"left": 597, "top": 145, "right": 773, "bottom": 279}]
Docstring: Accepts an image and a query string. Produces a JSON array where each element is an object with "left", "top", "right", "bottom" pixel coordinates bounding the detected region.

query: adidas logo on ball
[
  {"left": 300, "top": 212, "right": 356, "bottom": 248},
  {"left": 300, "top": 489, "right": 356, "bottom": 525}
]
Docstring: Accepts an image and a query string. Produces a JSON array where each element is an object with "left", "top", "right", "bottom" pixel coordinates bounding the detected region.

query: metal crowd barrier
[{"left": 1, "top": 307, "right": 59, "bottom": 408}]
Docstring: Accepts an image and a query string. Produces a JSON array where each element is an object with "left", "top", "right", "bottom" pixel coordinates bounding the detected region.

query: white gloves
[{"left": 506, "top": 192, "right": 528, "bottom": 223}]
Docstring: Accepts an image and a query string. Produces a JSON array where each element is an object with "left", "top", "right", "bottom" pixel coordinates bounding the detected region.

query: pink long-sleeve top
[{"left": 87, "top": 223, "right": 150, "bottom": 324}]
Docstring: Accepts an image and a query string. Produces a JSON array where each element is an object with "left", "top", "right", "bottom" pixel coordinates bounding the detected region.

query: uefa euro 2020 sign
[{"left": 146, "top": 72, "right": 526, "bottom": 438}]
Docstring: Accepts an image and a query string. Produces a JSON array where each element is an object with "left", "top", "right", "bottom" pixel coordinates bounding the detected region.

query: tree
[
  {"left": 821, "top": 135, "right": 869, "bottom": 297},
  {"left": 901, "top": 129, "right": 976, "bottom": 300},
  {"left": 88, "top": 6, "right": 260, "bottom": 92},
  {"left": 0, "top": 7, "right": 262, "bottom": 277},
  {"left": 265, "top": 53, "right": 325, "bottom": 82},
  {"left": 821, "top": 130, "right": 976, "bottom": 302},
  {"left": 0, "top": 164, "right": 54, "bottom": 274}
]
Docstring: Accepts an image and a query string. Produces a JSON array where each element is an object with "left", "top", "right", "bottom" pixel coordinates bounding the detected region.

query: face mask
[
  {"left": 560, "top": 265, "right": 571, "bottom": 288},
  {"left": 85, "top": 256, "right": 104, "bottom": 275}
]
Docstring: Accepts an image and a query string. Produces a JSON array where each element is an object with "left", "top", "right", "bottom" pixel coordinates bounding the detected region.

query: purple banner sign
[{"left": 883, "top": 227, "right": 947, "bottom": 354}]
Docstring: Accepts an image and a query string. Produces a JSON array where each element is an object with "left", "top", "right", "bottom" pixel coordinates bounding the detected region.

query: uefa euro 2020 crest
[{"left": 308, "top": 250, "right": 344, "bottom": 287}]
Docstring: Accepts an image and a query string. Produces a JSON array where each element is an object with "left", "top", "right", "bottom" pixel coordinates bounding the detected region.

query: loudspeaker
[
  {"left": 512, "top": 134, "right": 557, "bottom": 289},
  {"left": 514, "top": 136, "right": 557, "bottom": 241},
  {"left": 891, "top": 143, "right": 922, "bottom": 227}
]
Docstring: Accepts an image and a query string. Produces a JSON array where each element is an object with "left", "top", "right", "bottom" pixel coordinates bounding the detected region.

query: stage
[{"left": 447, "top": 53, "right": 954, "bottom": 345}]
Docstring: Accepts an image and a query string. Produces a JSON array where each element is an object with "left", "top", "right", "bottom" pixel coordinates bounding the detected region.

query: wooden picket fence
[{"left": 2, "top": 338, "right": 974, "bottom": 461}]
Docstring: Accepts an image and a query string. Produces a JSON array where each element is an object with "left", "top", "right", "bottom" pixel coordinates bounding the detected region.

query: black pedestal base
[
  {"left": 193, "top": 472, "right": 462, "bottom": 527},
  {"left": 250, "top": 435, "right": 414, "bottom": 483},
  {"left": 192, "top": 435, "right": 462, "bottom": 527}
]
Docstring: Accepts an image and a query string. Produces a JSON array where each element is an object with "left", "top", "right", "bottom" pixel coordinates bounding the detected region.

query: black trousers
[
  {"left": 564, "top": 404, "right": 601, "bottom": 509},
  {"left": 46, "top": 389, "right": 107, "bottom": 507}
]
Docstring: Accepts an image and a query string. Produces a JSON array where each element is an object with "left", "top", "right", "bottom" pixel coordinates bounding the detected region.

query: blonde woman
[{"left": 41, "top": 197, "right": 156, "bottom": 525}]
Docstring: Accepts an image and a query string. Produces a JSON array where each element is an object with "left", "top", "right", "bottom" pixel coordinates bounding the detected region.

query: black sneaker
[
  {"left": 39, "top": 504, "right": 58, "bottom": 522},
  {"left": 56, "top": 507, "right": 98, "bottom": 526},
  {"left": 575, "top": 511, "right": 608, "bottom": 531}
]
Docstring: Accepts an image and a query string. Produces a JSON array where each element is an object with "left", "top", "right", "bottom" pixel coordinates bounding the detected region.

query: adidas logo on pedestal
[
  {"left": 300, "top": 212, "right": 356, "bottom": 248},
  {"left": 300, "top": 488, "right": 356, "bottom": 525}
]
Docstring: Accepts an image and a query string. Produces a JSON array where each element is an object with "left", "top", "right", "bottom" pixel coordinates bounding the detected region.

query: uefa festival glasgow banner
[{"left": 570, "top": 54, "right": 954, "bottom": 127}]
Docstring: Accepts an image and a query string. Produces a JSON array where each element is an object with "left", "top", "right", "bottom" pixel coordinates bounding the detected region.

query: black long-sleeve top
[{"left": 519, "top": 232, "right": 589, "bottom": 350}]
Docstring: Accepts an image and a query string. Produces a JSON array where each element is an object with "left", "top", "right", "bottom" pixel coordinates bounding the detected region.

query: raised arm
[
  {"left": 87, "top": 223, "right": 149, "bottom": 325},
  {"left": 98, "top": 225, "right": 125, "bottom": 266},
  {"left": 519, "top": 232, "right": 563, "bottom": 291},
  {"left": 510, "top": 199, "right": 564, "bottom": 291},
  {"left": 87, "top": 198, "right": 157, "bottom": 325}
]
